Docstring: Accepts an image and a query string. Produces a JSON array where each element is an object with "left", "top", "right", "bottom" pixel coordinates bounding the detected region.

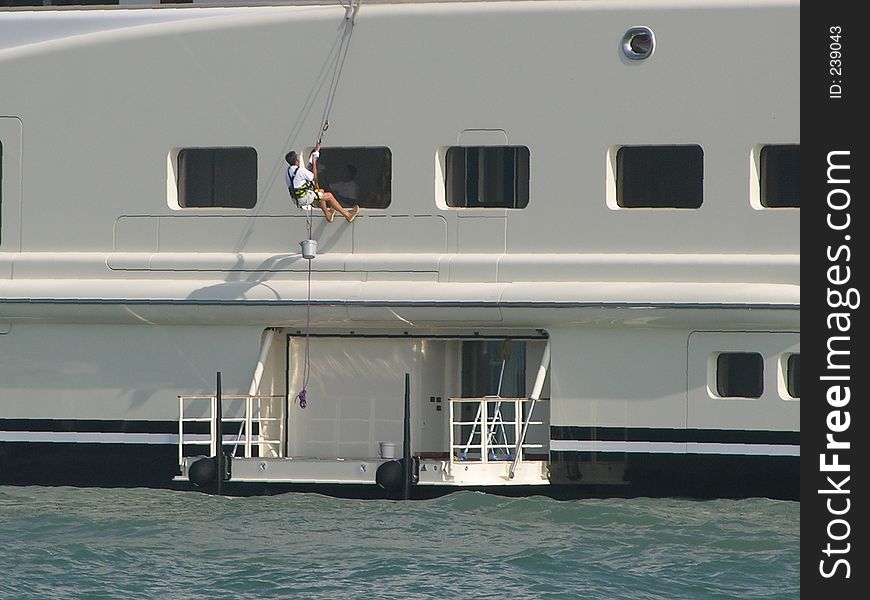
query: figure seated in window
[{"left": 326, "top": 164, "right": 360, "bottom": 207}]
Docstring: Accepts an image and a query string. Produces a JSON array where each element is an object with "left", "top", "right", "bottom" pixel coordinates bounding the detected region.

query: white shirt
[
  {"left": 285, "top": 162, "right": 315, "bottom": 191},
  {"left": 330, "top": 179, "right": 359, "bottom": 201}
]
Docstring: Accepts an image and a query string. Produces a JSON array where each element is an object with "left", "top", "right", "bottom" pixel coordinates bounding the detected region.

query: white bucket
[
  {"left": 378, "top": 441, "right": 397, "bottom": 459},
  {"left": 300, "top": 239, "right": 317, "bottom": 259}
]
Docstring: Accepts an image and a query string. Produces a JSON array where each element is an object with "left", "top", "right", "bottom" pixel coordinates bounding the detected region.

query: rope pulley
[{"left": 317, "top": 120, "right": 330, "bottom": 145}]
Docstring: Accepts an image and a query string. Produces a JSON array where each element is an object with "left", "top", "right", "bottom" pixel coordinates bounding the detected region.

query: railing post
[
  {"left": 480, "top": 398, "right": 488, "bottom": 464},
  {"left": 178, "top": 395, "right": 184, "bottom": 470},
  {"left": 402, "top": 372, "right": 411, "bottom": 500},
  {"left": 209, "top": 395, "right": 217, "bottom": 457},
  {"left": 448, "top": 398, "right": 455, "bottom": 470},
  {"left": 282, "top": 391, "right": 287, "bottom": 458},
  {"left": 215, "top": 371, "right": 223, "bottom": 496},
  {"left": 245, "top": 395, "right": 253, "bottom": 458},
  {"left": 284, "top": 336, "right": 291, "bottom": 459}
]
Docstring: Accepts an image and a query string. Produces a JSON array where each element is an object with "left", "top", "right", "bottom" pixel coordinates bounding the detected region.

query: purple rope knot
[{"left": 297, "top": 389, "right": 307, "bottom": 409}]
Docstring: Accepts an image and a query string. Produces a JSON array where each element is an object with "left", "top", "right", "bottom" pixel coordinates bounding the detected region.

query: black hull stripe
[
  {"left": 549, "top": 440, "right": 798, "bottom": 456},
  {"left": 550, "top": 426, "right": 799, "bottom": 446},
  {"left": 550, "top": 450, "right": 799, "bottom": 463},
  {"left": 1, "top": 421, "right": 799, "bottom": 446},
  {"left": 0, "top": 419, "right": 206, "bottom": 435}
]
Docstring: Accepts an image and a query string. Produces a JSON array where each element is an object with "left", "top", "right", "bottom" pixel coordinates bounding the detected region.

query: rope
[
  {"left": 317, "top": 0, "right": 361, "bottom": 147},
  {"left": 295, "top": 0, "right": 362, "bottom": 409},
  {"left": 296, "top": 210, "right": 314, "bottom": 409}
]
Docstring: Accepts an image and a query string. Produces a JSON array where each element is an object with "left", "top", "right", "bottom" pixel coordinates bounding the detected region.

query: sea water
[{"left": 0, "top": 487, "right": 798, "bottom": 599}]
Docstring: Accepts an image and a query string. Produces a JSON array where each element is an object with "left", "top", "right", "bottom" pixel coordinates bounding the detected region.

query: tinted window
[
  {"left": 760, "top": 145, "right": 799, "bottom": 208},
  {"left": 616, "top": 145, "right": 703, "bottom": 208},
  {"left": 786, "top": 354, "right": 800, "bottom": 398},
  {"left": 716, "top": 353, "right": 764, "bottom": 398},
  {"left": 446, "top": 146, "right": 530, "bottom": 208},
  {"left": 318, "top": 147, "right": 392, "bottom": 209},
  {"left": 177, "top": 147, "right": 257, "bottom": 209}
]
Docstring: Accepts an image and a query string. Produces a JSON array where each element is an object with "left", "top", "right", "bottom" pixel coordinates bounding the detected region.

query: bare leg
[
  {"left": 320, "top": 191, "right": 358, "bottom": 222},
  {"left": 318, "top": 199, "right": 335, "bottom": 222}
]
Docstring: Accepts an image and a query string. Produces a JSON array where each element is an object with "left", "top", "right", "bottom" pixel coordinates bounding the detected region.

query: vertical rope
[
  {"left": 317, "top": 0, "right": 360, "bottom": 147},
  {"left": 296, "top": 210, "right": 314, "bottom": 409},
  {"left": 295, "top": 1, "right": 363, "bottom": 409}
]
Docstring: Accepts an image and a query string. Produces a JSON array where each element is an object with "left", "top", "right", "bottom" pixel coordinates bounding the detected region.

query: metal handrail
[
  {"left": 178, "top": 394, "right": 283, "bottom": 467},
  {"left": 448, "top": 397, "right": 546, "bottom": 466},
  {"left": 451, "top": 443, "right": 543, "bottom": 450}
]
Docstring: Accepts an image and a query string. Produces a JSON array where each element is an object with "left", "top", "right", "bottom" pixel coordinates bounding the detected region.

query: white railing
[
  {"left": 448, "top": 397, "right": 544, "bottom": 465},
  {"left": 177, "top": 394, "right": 284, "bottom": 467}
]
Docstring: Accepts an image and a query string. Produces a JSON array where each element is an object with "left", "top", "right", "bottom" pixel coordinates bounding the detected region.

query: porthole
[{"left": 623, "top": 26, "right": 655, "bottom": 60}]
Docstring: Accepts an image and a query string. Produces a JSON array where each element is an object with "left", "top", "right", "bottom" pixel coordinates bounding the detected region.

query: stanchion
[
  {"left": 215, "top": 371, "right": 223, "bottom": 496},
  {"left": 403, "top": 372, "right": 411, "bottom": 500}
]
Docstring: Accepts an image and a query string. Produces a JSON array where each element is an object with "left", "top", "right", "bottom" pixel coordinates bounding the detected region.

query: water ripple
[{"left": 0, "top": 487, "right": 798, "bottom": 599}]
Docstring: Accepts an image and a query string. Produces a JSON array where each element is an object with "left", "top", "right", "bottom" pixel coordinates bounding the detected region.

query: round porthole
[{"left": 622, "top": 26, "right": 655, "bottom": 60}]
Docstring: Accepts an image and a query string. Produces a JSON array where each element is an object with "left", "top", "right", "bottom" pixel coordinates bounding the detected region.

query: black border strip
[
  {"left": 803, "top": 1, "right": 866, "bottom": 595},
  {"left": 1, "top": 421, "right": 799, "bottom": 446},
  {"left": 551, "top": 426, "right": 798, "bottom": 446},
  {"left": 0, "top": 419, "right": 200, "bottom": 434}
]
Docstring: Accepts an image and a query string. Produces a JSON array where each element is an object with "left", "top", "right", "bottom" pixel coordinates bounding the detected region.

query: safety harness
[{"left": 287, "top": 165, "right": 319, "bottom": 208}]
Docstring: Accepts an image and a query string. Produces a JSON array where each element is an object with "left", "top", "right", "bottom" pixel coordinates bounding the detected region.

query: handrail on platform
[
  {"left": 447, "top": 397, "right": 545, "bottom": 470},
  {"left": 177, "top": 394, "right": 284, "bottom": 467}
]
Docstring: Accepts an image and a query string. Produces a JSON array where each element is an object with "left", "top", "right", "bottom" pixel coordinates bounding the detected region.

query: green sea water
[{"left": 0, "top": 487, "right": 798, "bottom": 599}]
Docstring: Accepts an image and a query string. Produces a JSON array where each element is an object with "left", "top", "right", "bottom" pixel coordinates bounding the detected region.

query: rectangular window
[
  {"left": 177, "top": 147, "right": 257, "bottom": 209},
  {"left": 459, "top": 340, "right": 527, "bottom": 456},
  {"left": 461, "top": 340, "right": 526, "bottom": 398},
  {"left": 716, "top": 352, "right": 764, "bottom": 398},
  {"left": 51, "top": 0, "right": 120, "bottom": 5},
  {"left": 786, "top": 354, "right": 800, "bottom": 398},
  {"left": 760, "top": 145, "right": 799, "bottom": 208},
  {"left": 445, "top": 146, "right": 530, "bottom": 208},
  {"left": 2, "top": 0, "right": 51, "bottom": 7},
  {"left": 318, "top": 146, "right": 392, "bottom": 209},
  {"left": 616, "top": 145, "right": 703, "bottom": 208}
]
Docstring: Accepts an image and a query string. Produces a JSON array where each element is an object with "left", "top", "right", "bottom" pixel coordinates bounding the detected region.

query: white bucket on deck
[{"left": 378, "top": 441, "right": 397, "bottom": 459}]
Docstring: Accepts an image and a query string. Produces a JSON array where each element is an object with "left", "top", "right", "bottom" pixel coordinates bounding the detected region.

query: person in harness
[{"left": 285, "top": 145, "right": 359, "bottom": 223}]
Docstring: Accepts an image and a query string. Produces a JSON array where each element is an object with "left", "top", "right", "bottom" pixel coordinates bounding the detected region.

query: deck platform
[{"left": 177, "top": 456, "right": 549, "bottom": 487}]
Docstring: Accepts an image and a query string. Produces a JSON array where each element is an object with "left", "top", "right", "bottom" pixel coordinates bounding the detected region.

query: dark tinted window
[
  {"left": 3, "top": 1, "right": 55, "bottom": 6},
  {"left": 616, "top": 145, "right": 703, "bottom": 208},
  {"left": 318, "top": 147, "right": 392, "bottom": 209},
  {"left": 787, "top": 354, "right": 800, "bottom": 398},
  {"left": 460, "top": 340, "right": 526, "bottom": 398},
  {"left": 716, "top": 353, "right": 764, "bottom": 398},
  {"left": 760, "top": 145, "right": 800, "bottom": 208},
  {"left": 446, "top": 146, "right": 530, "bottom": 208},
  {"left": 177, "top": 147, "right": 257, "bottom": 209},
  {"left": 47, "top": 0, "right": 120, "bottom": 4}
]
